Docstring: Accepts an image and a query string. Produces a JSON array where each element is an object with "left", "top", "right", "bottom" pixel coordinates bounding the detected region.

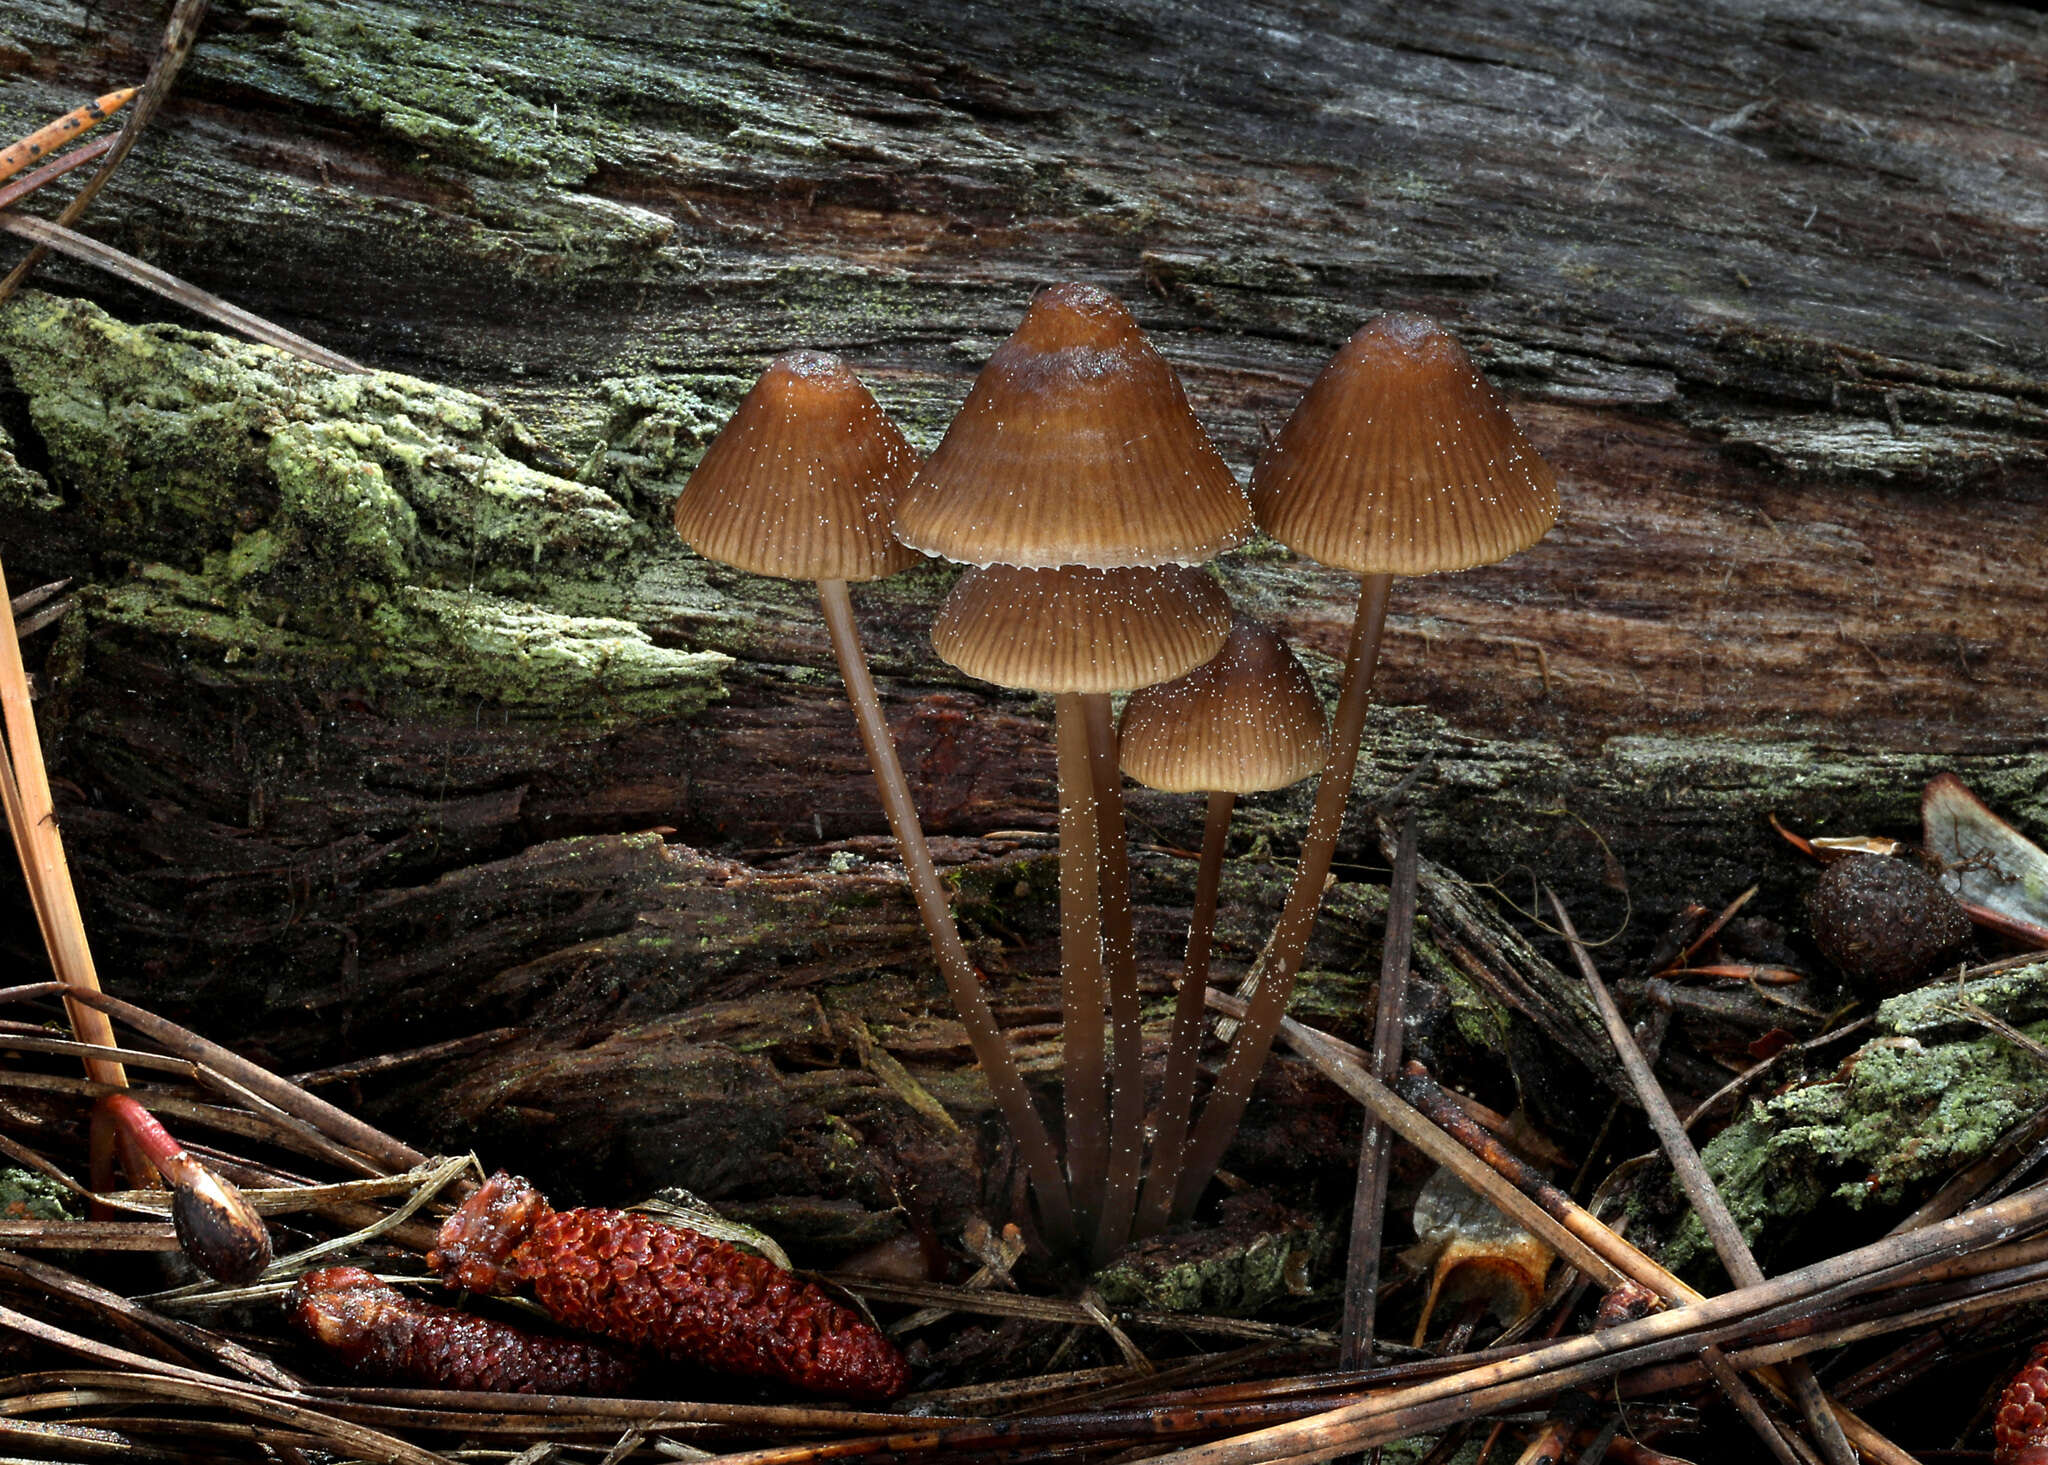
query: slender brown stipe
[
  {"left": 822, "top": 580, "right": 1074, "bottom": 1246},
  {"left": 1178, "top": 572, "right": 1392, "bottom": 1216},
  {"left": 1135, "top": 787, "right": 1235, "bottom": 1236},
  {"left": 1085, "top": 692, "right": 1145, "bottom": 1260},
  {"left": 1055, "top": 693, "right": 1109, "bottom": 1236},
  {"left": 678, "top": 352, "right": 1074, "bottom": 1244},
  {"left": 1124, "top": 618, "right": 1328, "bottom": 1238}
]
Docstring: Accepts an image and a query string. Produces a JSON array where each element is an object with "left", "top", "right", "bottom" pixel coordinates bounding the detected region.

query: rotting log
[{"left": 0, "top": 0, "right": 2045, "bottom": 1248}]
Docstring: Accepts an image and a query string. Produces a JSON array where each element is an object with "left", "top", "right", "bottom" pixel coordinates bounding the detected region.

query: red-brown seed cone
[
  {"left": 431, "top": 1173, "right": 909, "bottom": 1401},
  {"left": 287, "top": 1266, "right": 644, "bottom": 1394},
  {"left": 1251, "top": 313, "right": 1558, "bottom": 575},
  {"left": 893, "top": 283, "right": 1252, "bottom": 569},
  {"left": 930, "top": 563, "right": 1231, "bottom": 694},
  {"left": 1998, "top": 1344, "right": 2048, "bottom": 1465},
  {"left": 1118, "top": 617, "right": 1328, "bottom": 794},
  {"left": 674, "top": 350, "right": 923, "bottom": 582}
]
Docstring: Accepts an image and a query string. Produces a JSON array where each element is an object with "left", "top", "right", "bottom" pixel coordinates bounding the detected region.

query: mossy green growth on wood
[
  {"left": 0, "top": 292, "right": 727, "bottom": 721},
  {"left": 1668, "top": 961, "right": 2048, "bottom": 1273}
]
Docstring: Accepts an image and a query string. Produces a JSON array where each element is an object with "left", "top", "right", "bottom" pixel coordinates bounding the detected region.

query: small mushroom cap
[
  {"left": 1119, "top": 619, "right": 1329, "bottom": 794},
  {"left": 894, "top": 283, "right": 1253, "bottom": 569},
  {"left": 674, "top": 351, "right": 923, "bottom": 582},
  {"left": 1251, "top": 314, "right": 1558, "bottom": 575},
  {"left": 931, "top": 563, "right": 1231, "bottom": 694}
]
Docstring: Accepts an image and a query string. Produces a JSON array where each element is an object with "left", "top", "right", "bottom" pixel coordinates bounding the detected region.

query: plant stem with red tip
[
  {"left": 1176, "top": 572, "right": 1392, "bottom": 1217},
  {"left": 819, "top": 580, "right": 1075, "bottom": 1248},
  {"left": 1135, "top": 789, "right": 1234, "bottom": 1236},
  {"left": 95, "top": 1092, "right": 272, "bottom": 1283},
  {"left": 0, "top": 557, "right": 124, "bottom": 1090},
  {"left": 1055, "top": 691, "right": 1109, "bottom": 1241},
  {"left": 1084, "top": 692, "right": 1144, "bottom": 1261}
]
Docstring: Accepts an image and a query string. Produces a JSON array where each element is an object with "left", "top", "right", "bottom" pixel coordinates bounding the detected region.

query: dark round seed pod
[{"left": 1806, "top": 853, "right": 1972, "bottom": 998}]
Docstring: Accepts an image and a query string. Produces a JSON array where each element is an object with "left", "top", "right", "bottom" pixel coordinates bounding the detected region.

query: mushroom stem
[
  {"left": 1134, "top": 787, "right": 1235, "bottom": 1237},
  {"left": 1055, "top": 691, "right": 1109, "bottom": 1240},
  {"left": 817, "top": 580, "right": 1076, "bottom": 1247},
  {"left": 1083, "top": 692, "right": 1143, "bottom": 1262},
  {"left": 1175, "top": 571, "right": 1394, "bottom": 1217}
]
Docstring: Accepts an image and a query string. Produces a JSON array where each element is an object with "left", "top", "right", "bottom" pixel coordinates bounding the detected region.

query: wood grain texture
[{"left": 1, "top": 0, "right": 2044, "bottom": 1226}]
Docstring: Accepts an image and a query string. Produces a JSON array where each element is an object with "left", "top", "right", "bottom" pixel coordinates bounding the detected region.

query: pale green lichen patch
[
  {"left": 0, "top": 418, "right": 53, "bottom": 513},
  {"left": 1092, "top": 1195, "right": 1332, "bottom": 1316},
  {"left": 0, "top": 293, "right": 727, "bottom": 720},
  {"left": 1670, "top": 962, "right": 2048, "bottom": 1272},
  {"left": 576, "top": 373, "right": 754, "bottom": 510}
]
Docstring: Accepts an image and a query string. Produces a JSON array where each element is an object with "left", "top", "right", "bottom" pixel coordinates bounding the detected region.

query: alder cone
[{"left": 431, "top": 1172, "right": 910, "bottom": 1401}]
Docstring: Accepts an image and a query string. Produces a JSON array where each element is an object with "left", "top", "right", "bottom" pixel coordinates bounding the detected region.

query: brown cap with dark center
[
  {"left": 1250, "top": 314, "right": 1557, "bottom": 575},
  {"left": 930, "top": 564, "right": 1231, "bottom": 694},
  {"left": 1119, "top": 619, "right": 1329, "bottom": 794},
  {"left": 674, "top": 351, "right": 923, "bottom": 582},
  {"left": 894, "top": 284, "right": 1252, "bottom": 569}
]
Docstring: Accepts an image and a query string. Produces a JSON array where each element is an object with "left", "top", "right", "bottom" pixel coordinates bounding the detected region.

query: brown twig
[
  {"left": 1545, "top": 888, "right": 1865, "bottom": 1465},
  {"left": 0, "top": 213, "right": 366, "bottom": 373},
  {"left": 1202, "top": 989, "right": 1628, "bottom": 1291},
  {"left": 0, "top": 0, "right": 210, "bottom": 303},
  {"left": 0, "top": 981, "right": 429, "bottom": 1175},
  {"left": 0, "top": 135, "right": 116, "bottom": 213},
  {"left": 1129, "top": 1178, "right": 2048, "bottom": 1463},
  {"left": 1340, "top": 810, "right": 1417, "bottom": 1368}
]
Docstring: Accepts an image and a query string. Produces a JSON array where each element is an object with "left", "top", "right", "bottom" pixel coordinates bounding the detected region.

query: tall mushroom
[
  {"left": 1118, "top": 618, "right": 1328, "bottom": 1237},
  {"left": 929, "top": 561, "right": 1230, "bottom": 1258},
  {"left": 674, "top": 350, "right": 1074, "bottom": 1245},
  {"left": 1174, "top": 313, "right": 1558, "bottom": 1217},
  {"left": 896, "top": 284, "right": 1252, "bottom": 1257}
]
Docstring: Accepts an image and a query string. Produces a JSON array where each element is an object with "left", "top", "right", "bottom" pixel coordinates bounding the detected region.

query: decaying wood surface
[{"left": 0, "top": 0, "right": 2043, "bottom": 1248}]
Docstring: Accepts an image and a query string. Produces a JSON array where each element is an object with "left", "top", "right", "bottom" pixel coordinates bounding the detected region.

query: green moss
[
  {"left": 1092, "top": 1204, "right": 1333, "bottom": 1316},
  {"left": 1670, "top": 962, "right": 2048, "bottom": 1271},
  {"left": 0, "top": 293, "right": 728, "bottom": 721},
  {"left": 576, "top": 373, "right": 753, "bottom": 509},
  {"left": 0, "top": 1166, "right": 77, "bottom": 1222}
]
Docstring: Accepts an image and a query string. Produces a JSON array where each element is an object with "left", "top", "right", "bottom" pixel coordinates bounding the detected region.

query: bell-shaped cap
[
  {"left": 894, "top": 284, "right": 1253, "bottom": 569},
  {"left": 931, "top": 564, "right": 1231, "bottom": 694},
  {"left": 1119, "top": 619, "right": 1329, "bottom": 794},
  {"left": 674, "top": 351, "right": 923, "bottom": 582},
  {"left": 1251, "top": 314, "right": 1557, "bottom": 575}
]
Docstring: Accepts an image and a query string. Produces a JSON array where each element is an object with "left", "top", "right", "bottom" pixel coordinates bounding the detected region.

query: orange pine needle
[
  {"left": 0, "top": 88, "right": 138, "bottom": 185},
  {"left": 0, "top": 557, "right": 125, "bottom": 1088}
]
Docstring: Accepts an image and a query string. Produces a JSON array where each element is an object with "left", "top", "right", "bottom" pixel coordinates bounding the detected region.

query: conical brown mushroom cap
[
  {"left": 1250, "top": 314, "right": 1557, "bottom": 575},
  {"left": 674, "top": 351, "right": 923, "bottom": 582},
  {"left": 931, "top": 564, "right": 1231, "bottom": 694},
  {"left": 1119, "top": 619, "right": 1329, "bottom": 794},
  {"left": 894, "top": 284, "right": 1252, "bottom": 569}
]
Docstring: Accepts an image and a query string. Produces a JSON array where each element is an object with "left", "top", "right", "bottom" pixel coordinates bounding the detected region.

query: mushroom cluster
[{"left": 674, "top": 286, "right": 1557, "bottom": 1264}]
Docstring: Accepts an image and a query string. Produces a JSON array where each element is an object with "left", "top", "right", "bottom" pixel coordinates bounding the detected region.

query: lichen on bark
[
  {"left": 1668, "top": 961, "right": 2048, "bottom": 1275},
  {"left": 0, "top": 291, "right": 728, "bottom": 719}
]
